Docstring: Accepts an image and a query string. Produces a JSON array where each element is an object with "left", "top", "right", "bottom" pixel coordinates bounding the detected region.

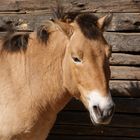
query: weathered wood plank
[
  {"left": 0, "top": 13, "right": 50, "bottom": 31},
  {"left": 0, "top": 13, "right": 139, "bottom": 32},
  {"left": 50, "top": 125, "right": 140, "bottom": 137},
  {"left": 110, "top": 81, "right": 140, "bottom": 97},
  {"left": 64, "top": 97, "right": 140, "bottom": 114},
  {"left": 48, "top": 135, "right": 140, "bottom": 140},
  {"left": 114, "top": 98, "right": 140, "bottom": 113},
  {"left": 0, "top": 0, "right": 140, "bottom": 12},
  {"left": 111, "top": 66, "right": 140, "bottom": 80},
  {"left": 105, "top": 13, "right": 140, "bottom": 31},
  {"left": 110, "top": 53, "right": 140, "bottom": 66},
  {"left": 56, "top": 112, "right": 140, "bottom": 128},
  {"left": 104, "top": 32, "right": 140, "bottom": 52}
]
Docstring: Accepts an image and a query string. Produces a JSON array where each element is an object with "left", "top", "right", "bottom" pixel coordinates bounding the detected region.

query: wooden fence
[{"left": 0, "top": 0, "right": 140, "bottom": 140}]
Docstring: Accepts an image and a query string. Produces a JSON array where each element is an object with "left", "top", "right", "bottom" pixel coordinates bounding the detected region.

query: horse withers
[{"left": 0, "top": 12, "right": 114, "bottom": 140}]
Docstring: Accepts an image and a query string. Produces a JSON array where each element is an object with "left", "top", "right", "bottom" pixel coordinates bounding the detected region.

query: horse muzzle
[
  {"left": 86, "top": 90, "right": 115, "bottom": 125},
  {"left": 90, "top": 103, "right": 115, "bottom": 125}
]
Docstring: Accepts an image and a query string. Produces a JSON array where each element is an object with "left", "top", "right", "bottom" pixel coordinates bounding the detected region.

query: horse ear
[
  {"left": 55, "top": 21, "right": 74, "bottom": 38},
  {"left": 97, "top": 13, "right": 113, "bottom": 31}
]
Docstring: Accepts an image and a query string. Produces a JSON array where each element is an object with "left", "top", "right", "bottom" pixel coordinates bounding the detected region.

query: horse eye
[{"left": 72, "top": 57, "right": 81, "bottom": 63}]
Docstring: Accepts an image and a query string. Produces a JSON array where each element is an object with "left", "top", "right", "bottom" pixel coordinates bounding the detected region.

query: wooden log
[
  {"left": 110, "top": 66, "right": 140, "bottom": 80},
  {"left": 114, "top": 98, "right": 140, "bottom": 113},
  {"left": 110, "top": 53, "right": 140, "bottom": 66},
  {"left": 0, "top": 13, "right": 139, "bottom": 32},
  {"left": 110, "top": 80, "right": 140, "bottom": 97},
  {"left": 0, "top": 0, "right": 140, "bottom": 12},
  {"left": 104, "top": 32, "right": 140, "bottom": 52},
  {"left": 0, "top": 13, "right": 50, "bottom": 31},
  {"left": 50, "top": 125, "right": 140, "bottom": 137},
  {"left": 64, "top": 97, "right": 140, "bottom": 114},
  {"left": 48, "top": 135, "right": 140, "bottom": 140},
  {"left": 104, "top": 13, "right": 140, "bottom": 31},
  {"left": 56, "top": 112, "right": 140, "bottom": 128}
]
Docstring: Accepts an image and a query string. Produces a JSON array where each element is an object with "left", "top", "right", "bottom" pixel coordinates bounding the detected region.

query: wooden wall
[{"left": 0, "top": 0, "right": 140, "bottom": 139}]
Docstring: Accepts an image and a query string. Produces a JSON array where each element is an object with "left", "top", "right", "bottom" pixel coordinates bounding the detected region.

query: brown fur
[
  {"left": 0, "top": 21, "right": 71, "bottom": 140},
  {"left": 0, "top": 8, "right": 113, "bottom": 140}
]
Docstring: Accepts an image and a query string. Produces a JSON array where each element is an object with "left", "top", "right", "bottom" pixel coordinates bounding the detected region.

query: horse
[{"left": 0, "top": 10, "right": 115, "bottom": 140}]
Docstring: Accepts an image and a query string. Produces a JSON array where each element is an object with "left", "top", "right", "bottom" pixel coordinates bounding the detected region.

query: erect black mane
[
  {"left": 37, "top": 24, "right": 50, "bottom": 44},
  {"left": 2, "top": 32, "right": 29, "bottom": 53},
  {"left": 0, "top": 20, "right": 29, "bottom": 53}
]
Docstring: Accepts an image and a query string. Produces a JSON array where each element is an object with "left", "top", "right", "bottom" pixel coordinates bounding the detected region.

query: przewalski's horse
[{"left": 0, "top": 11, "right": 115, "bottom": 140}]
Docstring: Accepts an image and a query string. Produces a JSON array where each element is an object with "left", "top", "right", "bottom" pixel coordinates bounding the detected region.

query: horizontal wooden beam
[
  {"left": 110, "top": 80, "right": 140, "bottom": 97},
  {"left": 104, "top": 13, "right": 140, "bottom": 31},
  {"left": 104, "top": 32, "right": 140, "bottom": 52},
  {"left": 48, "top": 135, "right": 140, "bottom": 140},
  {"left": 56, "top": 112, "right": 140, "bottom": 128},
  {"left": 110, "top": 53, "right": 140, "bottom": 65},
  {"left": 50, "top": 125, "right": 140, "bottom": 137},
  {"left": 0, "top": 13, "right": 139, "bottom": 31},
  {"left": 0, "top": 0, "right": 140, "bottom": 12},
  {"left": 110, "top": 66, "right": 140, "bottom": 80}
]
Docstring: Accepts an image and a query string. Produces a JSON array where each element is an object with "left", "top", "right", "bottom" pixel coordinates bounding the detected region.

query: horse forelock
[{"left": 75, "top": 14, "right": 102, "bottom": 40}]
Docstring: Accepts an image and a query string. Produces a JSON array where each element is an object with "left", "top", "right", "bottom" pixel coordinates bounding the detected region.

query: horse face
[{"left": 61, "top": 14, "right": 115, "bottom": 125}]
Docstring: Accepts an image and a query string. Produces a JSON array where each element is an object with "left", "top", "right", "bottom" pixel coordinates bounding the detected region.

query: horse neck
[
  {"left": 0, "top": 31, "right": 71, "bottom": 116},
  {"left": 25, "top": 32, "right": 72, "bottom": 113}
]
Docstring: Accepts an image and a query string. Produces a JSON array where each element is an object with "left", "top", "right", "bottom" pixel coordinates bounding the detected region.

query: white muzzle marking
[{"left": 87, "top": 90, "right": 114, "bottom": 124}]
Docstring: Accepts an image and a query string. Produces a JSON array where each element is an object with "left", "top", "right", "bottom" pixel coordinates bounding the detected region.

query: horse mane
[
  {"left": 36, "top": 20, "right": 55, "bottom": 44},
  {"left": 2, "top": 32, "right": 29, "bottom": 53},
  {"left": 36, "top": 1, "right": 72, "bottom": 44}
]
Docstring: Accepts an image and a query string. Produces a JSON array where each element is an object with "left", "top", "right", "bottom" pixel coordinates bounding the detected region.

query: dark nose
[
  {"left": 105, "top": 104, "right": 115, "bottom": 117},
  {"left": 93, "top": 105, "right": 103, "bottom": 117},
  {"left": 93, "top": 104, "right": 115, "bottom": 118}
]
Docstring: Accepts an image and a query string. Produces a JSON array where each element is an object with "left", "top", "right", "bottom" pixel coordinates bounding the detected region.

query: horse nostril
[
  {"left": 108, "top": 105, "right": 115, "bottom": 117},
  {"left": 93, "top": 105, "right": 98, "bottom": 110},
  {"left": 93, "top": 105, "right": 99, "bottom": 113},
  {"left": 93, "top": 105, "right": 102, "bottom": 116}
]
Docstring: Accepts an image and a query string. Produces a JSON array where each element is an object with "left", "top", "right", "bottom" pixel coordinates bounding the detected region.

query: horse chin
[
  {"left": 89, "top": 113, "right": 111, "bottom": 126},
  {"left": 90, "top": 114, "right": 98, "bottom": 126}
]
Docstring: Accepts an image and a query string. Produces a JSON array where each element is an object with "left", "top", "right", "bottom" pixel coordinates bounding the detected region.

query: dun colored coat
[{"left": 0, "top": 11, "right": 114, "bottom": 140}]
